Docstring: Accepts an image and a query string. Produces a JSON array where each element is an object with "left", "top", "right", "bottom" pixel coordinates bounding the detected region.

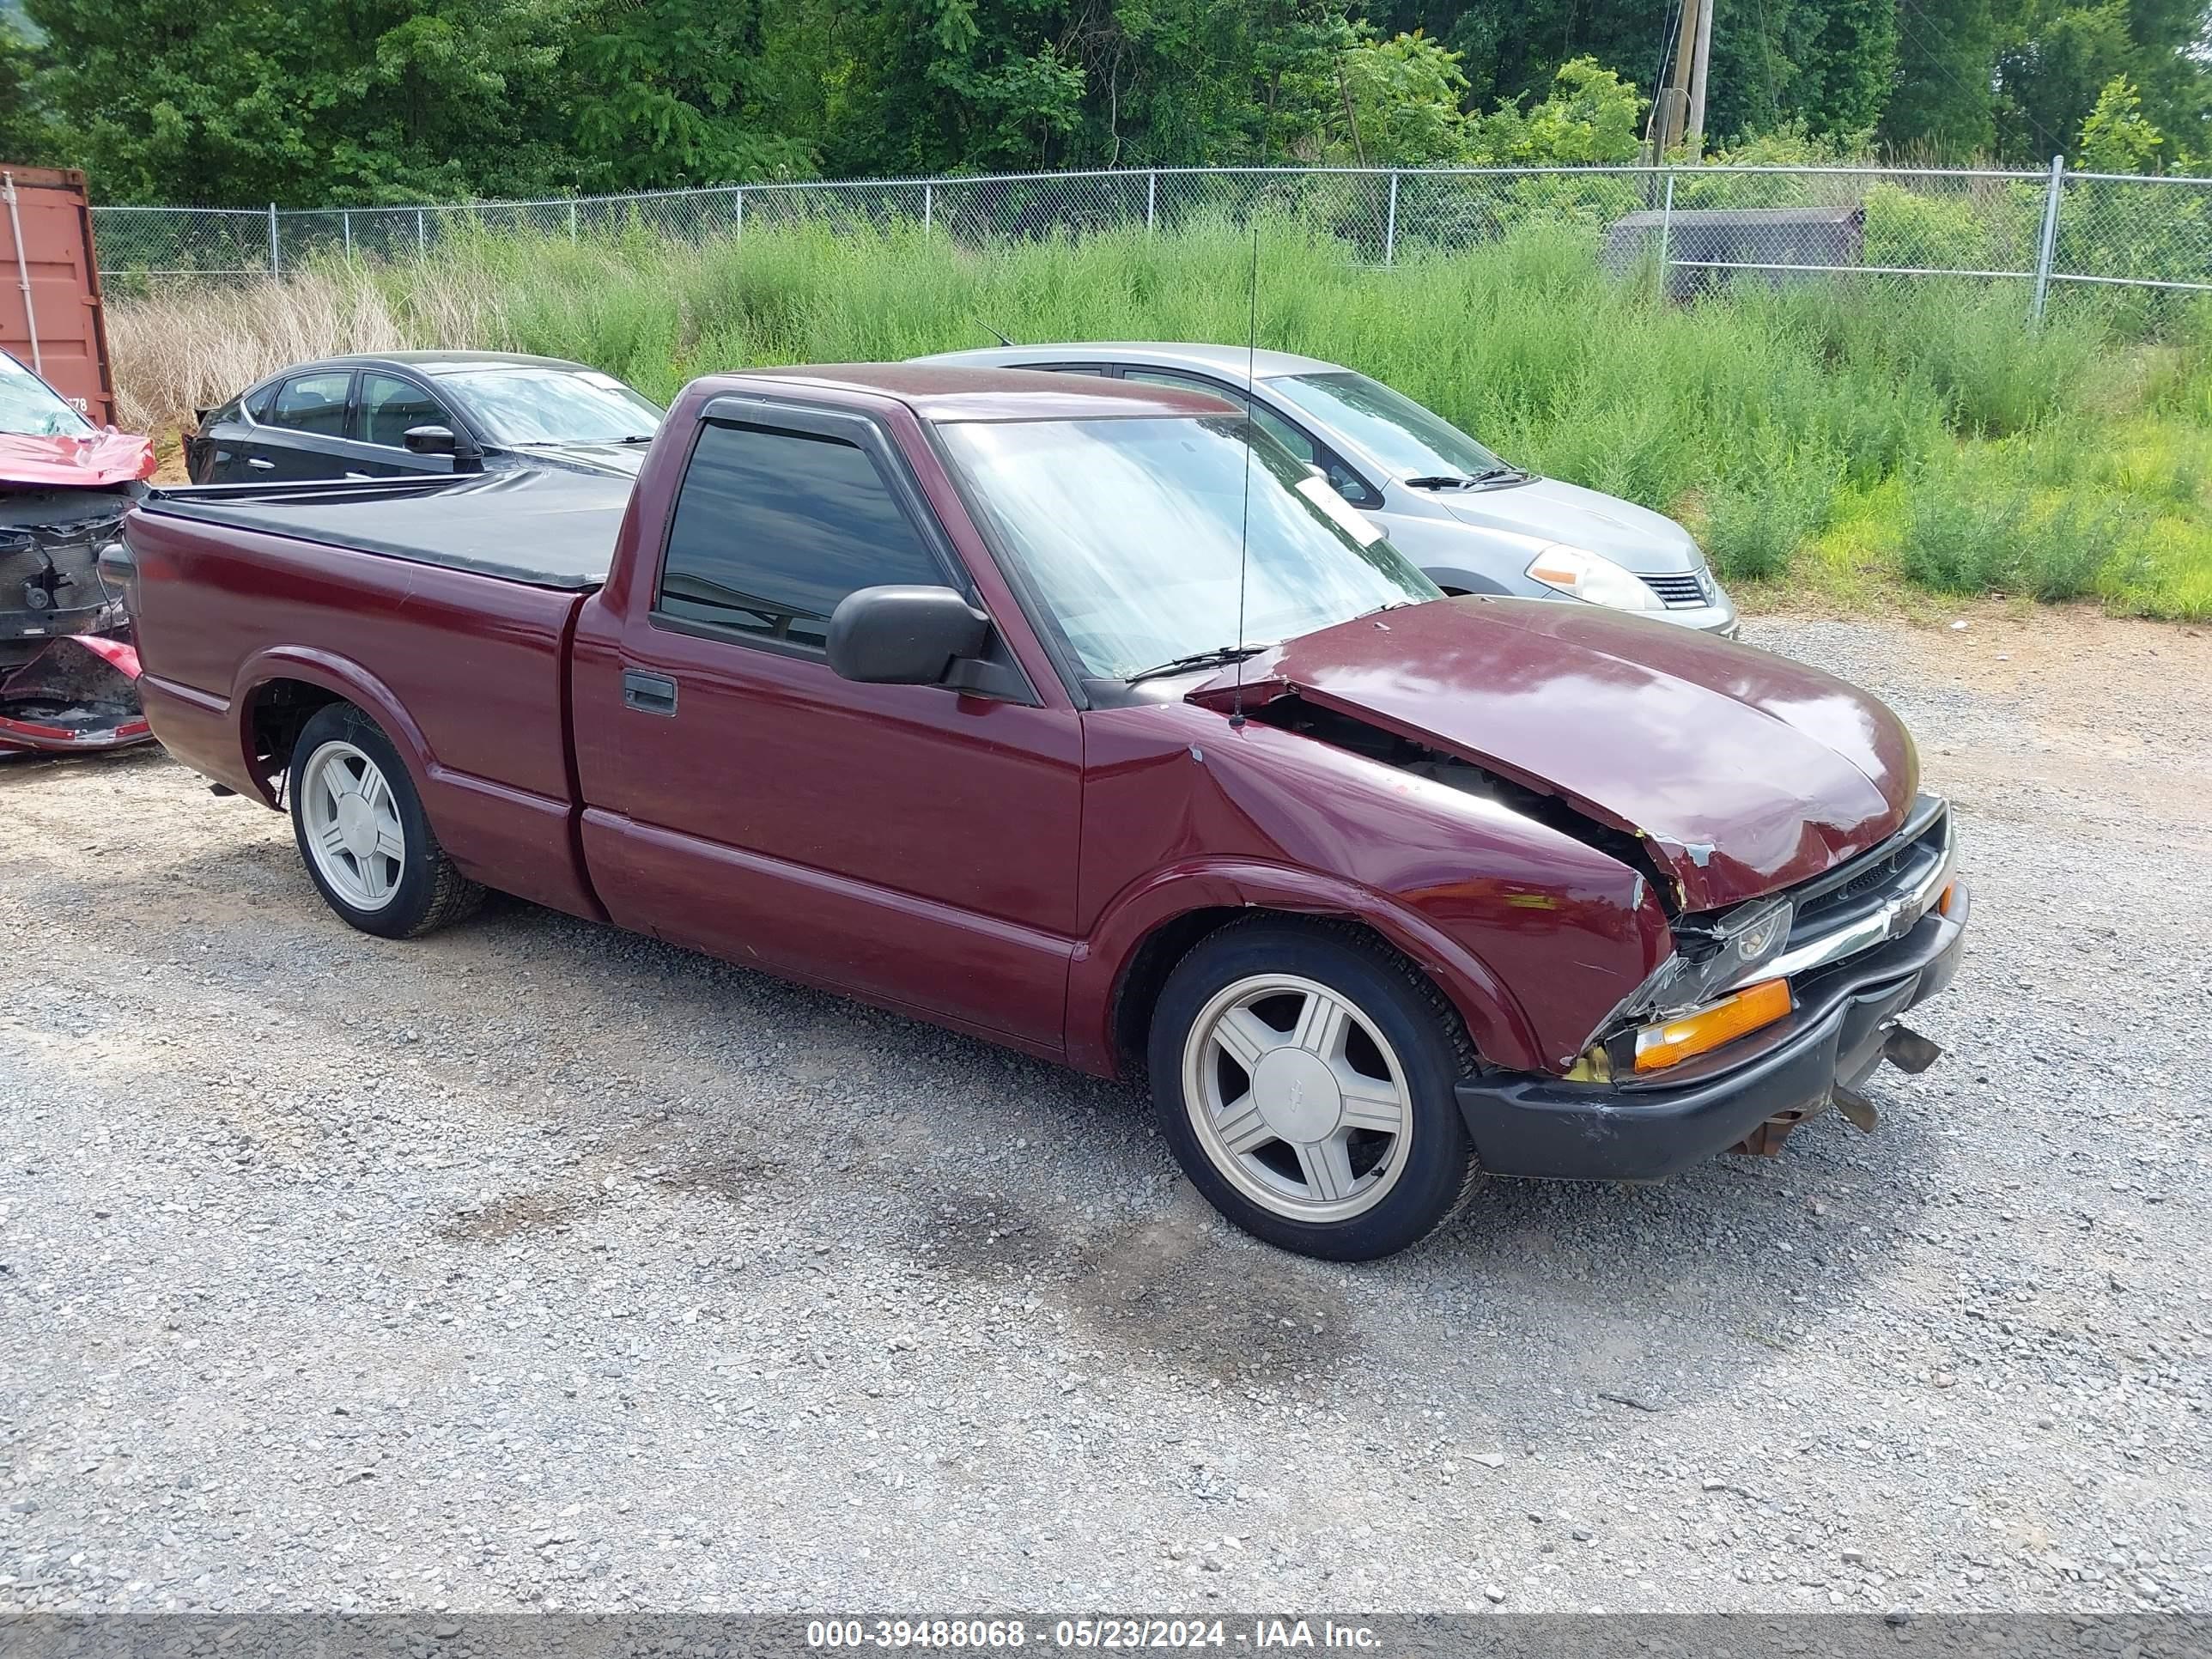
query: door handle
[
  {"left": 622, "top": 669, "right": 678, "bottom": 716},
  {"left": 246, "top": 457, "right": 276, "bottom": 471}
]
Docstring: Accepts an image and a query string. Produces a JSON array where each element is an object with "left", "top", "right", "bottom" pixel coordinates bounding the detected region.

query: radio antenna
[{"left": 1229, "top": 205, "right": 1260, "bottom": 731}]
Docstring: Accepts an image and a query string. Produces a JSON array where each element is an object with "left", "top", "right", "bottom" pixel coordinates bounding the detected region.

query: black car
[{"left": 185, "top": 352, "right": 665, "bottom": 485}]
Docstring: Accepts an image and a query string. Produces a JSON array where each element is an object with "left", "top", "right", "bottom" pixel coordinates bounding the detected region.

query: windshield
[
  {"left": 432, "top": 366, "right": 663, "bottom": 446},
  {"left": 0, "top": 353, "right": 94, "bottom": 437},
  {"left": 1268, "top": 370, "right": 1510, "bottom": 483},
  {"left": 939, "top": 416, "right": 1438, "bottom": 680}
]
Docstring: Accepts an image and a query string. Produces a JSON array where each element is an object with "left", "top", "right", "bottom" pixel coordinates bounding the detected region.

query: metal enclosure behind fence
[{"left": 86, "top": 161, "right": 2212, "bottom": 318}]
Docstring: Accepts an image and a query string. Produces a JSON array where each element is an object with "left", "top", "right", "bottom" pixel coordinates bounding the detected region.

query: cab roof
[{"left": 718, "top": 362, "right": 1240, "bottom": 422}]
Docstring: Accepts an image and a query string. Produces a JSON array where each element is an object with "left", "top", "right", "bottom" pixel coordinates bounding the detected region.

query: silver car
[{"left": 917, "top": 342, "right": 1737, "bottom": 635}]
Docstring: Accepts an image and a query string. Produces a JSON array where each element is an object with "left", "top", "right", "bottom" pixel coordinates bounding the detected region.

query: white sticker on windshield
[{"left": 1295, "top": 473, "right": 1386, "bottom": 547}]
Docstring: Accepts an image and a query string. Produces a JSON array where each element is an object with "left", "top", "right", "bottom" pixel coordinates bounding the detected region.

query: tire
[
  {"left": 1147, "top": 918, "right": 1479, "bottom": 1261},
  {"left": 287, "top": 702, "right": 483, "bottom": 940}
]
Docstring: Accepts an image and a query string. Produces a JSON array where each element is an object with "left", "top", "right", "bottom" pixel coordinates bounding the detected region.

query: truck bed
[
  {"left": 140, "top": 468, "right": 630, "bottom": 590},
  {"left": 123, "top": 472, "right": 614, "bottom": 921}
]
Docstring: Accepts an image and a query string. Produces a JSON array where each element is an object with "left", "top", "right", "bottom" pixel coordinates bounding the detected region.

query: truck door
[{"left": 571, "top": 403, "right": 1084, "bottom": 1056}]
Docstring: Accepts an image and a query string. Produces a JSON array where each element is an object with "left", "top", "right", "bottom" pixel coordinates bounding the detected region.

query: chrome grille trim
[{"left": 1725, "top": 800, "right": 1955, "bottom": 991}]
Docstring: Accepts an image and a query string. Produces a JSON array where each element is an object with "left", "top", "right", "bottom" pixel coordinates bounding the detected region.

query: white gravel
[{"left": 1, "top": 610, "right": 2206, "bottom": 1615}]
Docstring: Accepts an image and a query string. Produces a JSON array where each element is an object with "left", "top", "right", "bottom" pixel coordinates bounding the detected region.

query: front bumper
[
  {"left": 1656, "top": 598, "right": 1739, "bottom": 638},
  {"left": 1455, "top": 883, "right": 1969, "bottom": 1182},
  {"left": 0, "top": 632, "right": 153, "bottom": 756}
]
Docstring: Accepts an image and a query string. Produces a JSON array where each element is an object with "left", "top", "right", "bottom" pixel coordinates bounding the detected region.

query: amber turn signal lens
[
  {"left": 1633, "top": 979, "right": 1793, "bottom": 1073},
  {"left": 1936, "top": 882, "right": 1955, "bottom": 915}
]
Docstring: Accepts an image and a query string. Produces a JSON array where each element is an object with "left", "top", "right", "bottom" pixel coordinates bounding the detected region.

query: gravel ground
[{"left": 1, "top": 607, "right": 2207, "bottom": 1617}]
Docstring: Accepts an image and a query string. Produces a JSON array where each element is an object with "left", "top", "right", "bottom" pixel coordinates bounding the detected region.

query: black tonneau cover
[{"left": 140, "top": 468, "right": 629, "bottom": 590}]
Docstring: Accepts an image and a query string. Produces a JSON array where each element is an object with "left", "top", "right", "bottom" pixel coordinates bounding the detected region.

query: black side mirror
[
  {"left": 403, "top": 424, "right": 483, "bottom": 472},
  {"left": 827, "top": 585, "right": 990, "bottom": 686}
]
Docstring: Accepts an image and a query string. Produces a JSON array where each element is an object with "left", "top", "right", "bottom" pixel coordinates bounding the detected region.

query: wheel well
[
  {"left": 248, "top": 678, "right": 347, "bottom": 788},
  {"left": 1110, "top": 906, "right": 1455, "bottom": 1075}
]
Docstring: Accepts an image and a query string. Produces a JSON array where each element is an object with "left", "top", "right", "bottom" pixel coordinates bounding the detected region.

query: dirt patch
[
  {"left": 1767, "top": 601, "right": 2212, "bottom": 831},
  {"left": 442, "top": 1189, "right": 580, "bottom": 1242},
  {"left": 903, "top": 1184, "right": 1361, "bottom": 1385}
]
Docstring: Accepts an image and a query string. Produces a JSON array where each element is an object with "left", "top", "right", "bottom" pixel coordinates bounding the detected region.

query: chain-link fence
[{"left": 88, "top": 162, "right": 2212, "bottom": 318}]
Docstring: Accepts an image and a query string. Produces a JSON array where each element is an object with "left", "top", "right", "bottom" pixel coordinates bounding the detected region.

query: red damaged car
[
  {"left": 112, "top": 367, "right": 1967, "bottom": 1260},
  {"left": 0, "top": 349, "right": 156, "bottom": 756}
]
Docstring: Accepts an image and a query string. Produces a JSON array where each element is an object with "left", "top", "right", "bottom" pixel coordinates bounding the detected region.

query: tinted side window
[
  {"left": 356, "top": 373, "right": 450, "bottom": 447},
  {"left": 267, "top": 372, "right": 353, "bottom": 438},
  {"left": 656, "top": 422, "right": 946, "bottom": 650},
  {"left": 244, "top": 382, "right": 279, "bottom": 422}
]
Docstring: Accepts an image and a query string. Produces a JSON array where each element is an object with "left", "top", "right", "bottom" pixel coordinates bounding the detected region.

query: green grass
[{"left": 340, "top": 217, "right": 2212, "bottom": 621}]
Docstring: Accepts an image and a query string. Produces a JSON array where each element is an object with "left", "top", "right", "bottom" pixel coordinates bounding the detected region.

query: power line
[
  {"left": 1751, "top": 0, "right": 1782, "bottom": 121},
  {"left": 1891, "top": 0, "right": 2067, "bottom": 155},
  {"left": 1651, "top": 0, "right": 1687, "bottom": 100},
  {"left": 1647, "top": 0, "right": 1687, "bottom": 150}
]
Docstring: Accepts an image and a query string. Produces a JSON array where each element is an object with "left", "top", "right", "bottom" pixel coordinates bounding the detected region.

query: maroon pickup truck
[{"left": 112, "top": 366, "right": 1967, "bottom": 1261}]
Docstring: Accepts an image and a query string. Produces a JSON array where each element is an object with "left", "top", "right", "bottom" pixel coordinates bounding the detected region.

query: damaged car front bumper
[
  {"left": 3, "top": 490, "right": 154, "bottom": 757},
  {"left": 1454, "top": 881, "right": 1970, "bottom": 1182},
  {"left": 0, "top": 630, "right": 151, "bottom": 753}
]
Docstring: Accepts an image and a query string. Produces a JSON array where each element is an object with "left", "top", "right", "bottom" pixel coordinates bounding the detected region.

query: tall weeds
[{"left": 106, "top": 220, "right": 2212, "bottom": 618}]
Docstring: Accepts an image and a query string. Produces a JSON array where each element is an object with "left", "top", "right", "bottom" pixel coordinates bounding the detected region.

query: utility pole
[
  {"left": 1649, "top": 0, "right": 1705, "bottom": 158},
  {"left": 1686, "top": 0, "right": 1716, "bottom": 156}
]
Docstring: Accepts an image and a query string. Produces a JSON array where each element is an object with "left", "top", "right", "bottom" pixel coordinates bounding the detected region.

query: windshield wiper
[
  {"left": 509, "top": 434, "right": 658, "bottom": 447},
  {"left": 1125, "top": 644, "right": 1267, "bottom": 685},
  {"left": 1468, "top": 464, "right": 1526, "bottom": 483},
  {"left": 1403, "top": 474, "right": 1479, "bottom": 489}
]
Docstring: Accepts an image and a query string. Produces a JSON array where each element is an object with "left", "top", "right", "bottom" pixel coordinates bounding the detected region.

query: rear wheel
[
  {"left": 288, "top": 702, "right": 483, "bottom": 939},
  {"left": 1148, "top": 920, "right": 1478, "bottom": 1261}
]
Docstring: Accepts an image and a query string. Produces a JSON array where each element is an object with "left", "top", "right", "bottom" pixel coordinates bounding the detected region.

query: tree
[
  {"left": 1995, "top": 0, "right": 2205, "bottom": 165},
  {"left": 1879, "top": 0, "right": 1999, "bottom": 155},
  {"left": 2075, "top": 70, "right": 2163, "bottom": 168},
  {"left": 0, "top": 19, "right": 53, "bottom": 162},
  {"left": 561, "top": 0, "right": 818, "bottom": 189},
  {"left": 1474, "top": 55, "right": 1642, "bottom": 163},
  {"left": 1705, "top": 0, "right": 1894, "bottom": 145},
  {"left": 1329, "top": 27, "right": 1474, "bottom": 163},
  {"left": 1051, "top": 0, "right": 1354, "bottom": 167},
  {"left": 816, "top": 0, "right": 1088, "bottom": 175},
  {"left": 9, "top": 0, "right": 2209, "bottom": 204},
  {"left": 21, "top": 0, "right": 575, "bottom": 204}
]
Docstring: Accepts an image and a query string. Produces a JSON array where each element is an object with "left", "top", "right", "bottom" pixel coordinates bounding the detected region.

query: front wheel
[
  {"left": 1148, "top": 920, "right": 1479, "bottom": 1261},
  {"left": 288, "top": 702, "right": 483, "bottom": 939}
]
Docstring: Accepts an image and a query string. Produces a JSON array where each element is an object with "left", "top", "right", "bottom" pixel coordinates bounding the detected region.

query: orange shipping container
[{"left": 0, "top": 164, "right": 118, "bottom": 425}]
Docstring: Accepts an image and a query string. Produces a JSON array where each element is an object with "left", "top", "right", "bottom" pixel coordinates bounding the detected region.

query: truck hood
[
  {"left": 0, "top": 429, "right": 158, "bottom": 489},
  {"left": 1204, "top": 596, "right": 1916, "bottom": 912},
  {"left": 1433, "top": 477, "right": 1702, "bottom": 574}
]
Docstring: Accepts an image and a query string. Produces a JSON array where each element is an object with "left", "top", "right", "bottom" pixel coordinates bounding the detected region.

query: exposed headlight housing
[
  {"left": 1525, "top": 544, "right": 1664, "bottom": 612},
  {"left": 1626, "top": 895, "right": 1796, "bottom": 1024},
  {"left": 1565, "top": 896, "right": 1797, "bottom": 1080}
]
